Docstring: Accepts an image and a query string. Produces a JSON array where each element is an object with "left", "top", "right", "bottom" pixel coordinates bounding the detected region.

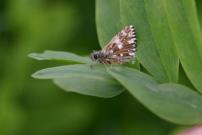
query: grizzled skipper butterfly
[{"left": 90, "top": 25, "right": 137, "bottom": 65}]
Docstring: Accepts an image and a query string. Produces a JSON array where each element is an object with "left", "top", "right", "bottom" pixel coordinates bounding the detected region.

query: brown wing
[{"left": 101, "top": 25, "right": 137, "bottom": 64}]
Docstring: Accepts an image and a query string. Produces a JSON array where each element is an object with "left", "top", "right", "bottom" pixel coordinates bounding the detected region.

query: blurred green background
[{"left": 2, "top": 0, "right": 202, "bottom": 135}]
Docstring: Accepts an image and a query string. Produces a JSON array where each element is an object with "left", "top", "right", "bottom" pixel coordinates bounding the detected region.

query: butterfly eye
[
  {"left": 90, "top": 52, "right": 99, "bottom": 61},
  {"left": 93, "top": 54, "right": 98, "bottom": 59}
]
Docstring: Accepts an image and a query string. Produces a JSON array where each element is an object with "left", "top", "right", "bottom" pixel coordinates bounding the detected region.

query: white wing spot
[
  {"left": 121, "top": 31, "right": 127, "bottom": 36},
  {"left": 128, "top": 32, "right": 135, "bottom": 37},
  {"left": 114, "top": 36, "right": 123, "bottom": 49},
  {"left": 129, "top": 52, "right": 135, "bottom": 56},
  {"left": 132, "top": 48, "right": 136, "bottom": 51},
  {"left": 120, "top": 54, "right": 123, "bottom": 56},
  {"left": 112, "top": 55, "right": 117, "bottom": 58},
  {"left": 128, "top": 39, "right": 135, "bottom": 44},
  {"left": 117, "top": 44, "right": 123, "bottom": 49}
]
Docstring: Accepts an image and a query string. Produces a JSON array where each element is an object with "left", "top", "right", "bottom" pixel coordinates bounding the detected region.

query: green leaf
[
  {"left": 32, "top": 64, "right": 107, "bottom": 79},
  {"left": 96, "top": 0, "right": 179, "bottom": 83},
  {"left": 163, "top": 0, "right": 202, "bottom": 93},
  {"left": 32, "top": 64, "right": 124, "bottom": 98},
  {"left": 53, "top": 77, "right": 123, "bottom": 98},
  {"left": 108, "top": 66, "right": 202, "bottom": 124},
  {"left": 96, "top": 0, "right": 122, "bottom": 47},
  {"left": 28, "top": 50, "right": 91, "bottom": 64}
]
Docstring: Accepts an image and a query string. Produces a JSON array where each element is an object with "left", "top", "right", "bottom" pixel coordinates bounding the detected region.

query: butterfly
[{"left": 90, "top": 25, "right": 137, "bottom": 65}]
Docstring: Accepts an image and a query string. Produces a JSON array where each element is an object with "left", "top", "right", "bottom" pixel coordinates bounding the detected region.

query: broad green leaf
[
  {"left": 108, "top": 67, "right": 202, "bottom": 124},
  {"left": 96, "top": 0, "right": 122, "bottom": 47},
  {"left": 32, "top": 64, "right": 124, "bottom": 98},
  {"left": 96, "top": 0, "right": 179, "bottom": 83},
  {"left": 54, "top": 77, "right": 123, "bottom": 98},
  {"left": 32, "top": 64, "right": 108, "bottom": 79},
  {"left": 28, "top": 50, "right": 91, "bottom": 64},
  {"left": 163, "top": 0, "right": 202, "bottom": 93}
]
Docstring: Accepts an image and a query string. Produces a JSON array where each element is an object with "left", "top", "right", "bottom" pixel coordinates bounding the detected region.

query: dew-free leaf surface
[
  {"left": 32, "top": 64, "right": 124, "bottom": 98},
  {"left": 29, "top": 50, "right": 91, "bottom": 64},
  {"left": 108, "top": 67, "right": 202, "bottom": 125}
]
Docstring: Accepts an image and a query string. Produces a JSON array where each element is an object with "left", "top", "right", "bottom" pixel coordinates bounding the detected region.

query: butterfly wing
[{"left": 101, "top": 25, "right": 137, "bottom": 64}]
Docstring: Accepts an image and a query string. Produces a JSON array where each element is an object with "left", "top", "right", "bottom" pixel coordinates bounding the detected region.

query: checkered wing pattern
[{"left": 101, "top": 25, "right": 137, "bottom": 64}]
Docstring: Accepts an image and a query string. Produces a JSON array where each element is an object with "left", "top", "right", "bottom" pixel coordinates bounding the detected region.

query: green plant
[{"left": 29, "top": 0, "right": 202, "bottom": 125}]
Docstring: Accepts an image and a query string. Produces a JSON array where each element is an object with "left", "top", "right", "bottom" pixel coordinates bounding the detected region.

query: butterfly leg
[
  {"left": 90, "top": 60, "right": 98, "bottom": 69},
  {"left": 90, "top": 59, "right": 103, "bottom": 69},
  {"left": 90, "top": 63, "right": 94, "bottom": 69}
]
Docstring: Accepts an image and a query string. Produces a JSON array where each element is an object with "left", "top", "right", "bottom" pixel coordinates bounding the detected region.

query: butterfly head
[{"left": 90, "top": 51, "right": 100, "bottom": 61}]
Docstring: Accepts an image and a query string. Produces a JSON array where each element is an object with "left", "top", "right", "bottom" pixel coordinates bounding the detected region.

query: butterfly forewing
[
  {"left": 90, "top": 25, "right": 137, "bottom": 65},
  {"left": 102, "top": 25, "right": 136, "bottom": 64}
]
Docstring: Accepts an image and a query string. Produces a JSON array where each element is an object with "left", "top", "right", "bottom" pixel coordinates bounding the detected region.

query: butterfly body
[
  {"left": 90, "top": 51, "right": 113, "bottom": 64},
  {"left": 90, "top": 25, "right": 136, "bottom": 65}
]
